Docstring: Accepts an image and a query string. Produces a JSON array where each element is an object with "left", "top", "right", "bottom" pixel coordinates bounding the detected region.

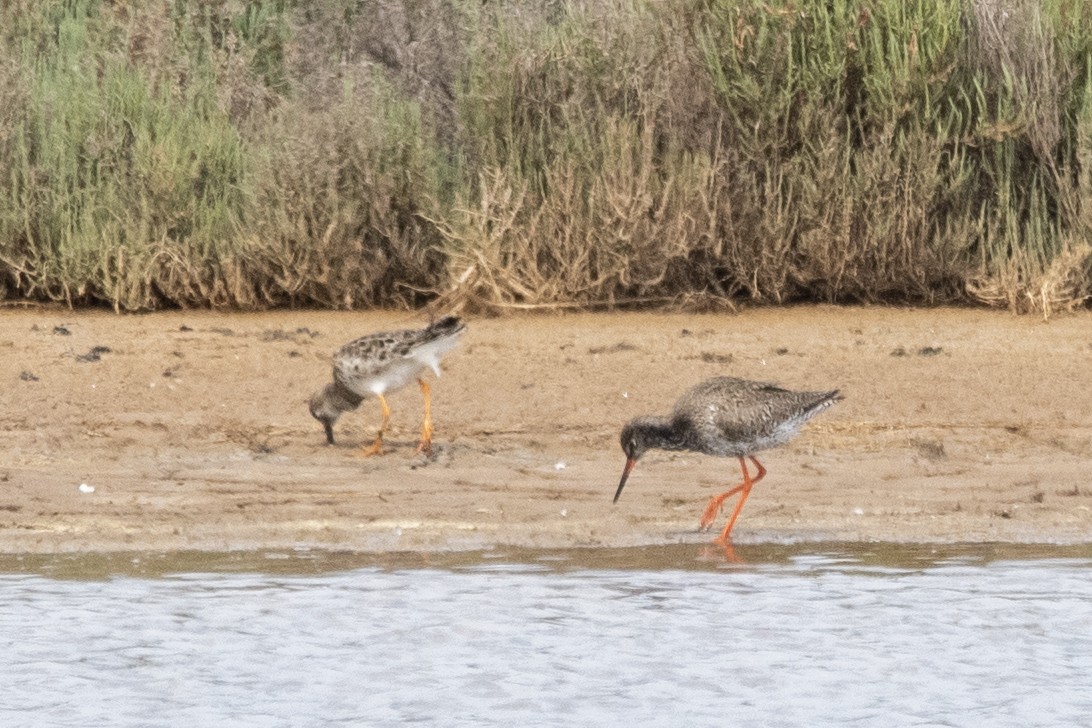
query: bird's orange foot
[
  {"left": 359, "top": 438, "right": 384, "bottom": 457},
  {"left": 414, "top": 439, "right": 433, "bottom": 456},
  {"left": 699, "top": 495, "right": 725, "bottom": 530},
  {"left": 699, "top": 483, "right": 747, "bottom": 530}
]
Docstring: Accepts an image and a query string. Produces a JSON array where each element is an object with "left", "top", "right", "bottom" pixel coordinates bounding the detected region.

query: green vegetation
[{"left": 0, "top": 0, "right": 1089, "bottom": 314}]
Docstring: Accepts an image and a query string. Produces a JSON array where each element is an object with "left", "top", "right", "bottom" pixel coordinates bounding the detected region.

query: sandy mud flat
[{"left": 1, "top": 305, "right": 1090, "bottom": 553}]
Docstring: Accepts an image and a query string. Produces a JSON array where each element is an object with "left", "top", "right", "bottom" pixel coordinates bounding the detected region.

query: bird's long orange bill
[{"left": 613, "top": 458, "right": 637, "bottom": 503}]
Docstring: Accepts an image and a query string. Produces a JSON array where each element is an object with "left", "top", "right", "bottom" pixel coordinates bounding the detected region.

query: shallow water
[{"left": 3, "top": 543, "right": 1092, "bottom": 727}]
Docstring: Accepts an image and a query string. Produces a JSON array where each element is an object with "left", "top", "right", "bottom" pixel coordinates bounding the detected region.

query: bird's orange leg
[
  {"left": 713, "top": 456, "right": 766, "bottom": 544},
  {"left": 699, "top": 457, "right": 766, "bottom": 534},
  {"left": 359, "top": 394, "right": 391, "bottom": 457},
  {"left": 415, "top": 378, "right": 433, "bottom": 455},
  {"left": 700, "top": 457, "right": 753, "bottom": 529}
]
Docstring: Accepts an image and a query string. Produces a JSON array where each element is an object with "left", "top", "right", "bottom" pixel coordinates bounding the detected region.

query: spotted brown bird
[
  {"left": 614, "top": 376, "right": 841, "bottom": 543},
  {"left": 309, "top": 316, "right": 465, "bottom": 455}
]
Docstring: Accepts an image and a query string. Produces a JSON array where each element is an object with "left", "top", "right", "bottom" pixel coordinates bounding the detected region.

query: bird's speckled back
[
  {"left": 333, "top": 317, "right": 465, "bottom": 397},
  {"left": 670, "top": 376, "right": 840, "bottom": 457}
]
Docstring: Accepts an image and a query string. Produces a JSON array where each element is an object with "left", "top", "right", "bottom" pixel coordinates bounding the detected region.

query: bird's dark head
[
  {"left": 619, "top": 419, "right": 654, "bottom": 463},
  {"left": 308, "top": 385, "right": 342, "bottom": 445},
  {"left": 614, "top": 417, "right": 660, "bottom": 503}
]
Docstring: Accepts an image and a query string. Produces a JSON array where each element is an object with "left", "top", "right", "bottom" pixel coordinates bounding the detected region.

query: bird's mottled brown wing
[
  {"left": 705, "top": 381, "right": 792, "bottom": 440},
  {"left": 676, "top": 377, "right": 835, "bottom": 444},
  {"left": 332, "top": 328, "right": 418, "bottom": 383}
]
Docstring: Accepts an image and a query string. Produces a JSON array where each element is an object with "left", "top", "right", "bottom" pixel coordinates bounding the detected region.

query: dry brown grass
[{"left": 967, "top": 242, "right": 1092, "bottom": 319}]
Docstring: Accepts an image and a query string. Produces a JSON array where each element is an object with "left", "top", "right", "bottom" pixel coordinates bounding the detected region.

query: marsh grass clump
[
  {"left": 243, "top": 81, "right": 448, "bottom": 309},
  {"left": 960, "top": 0, "right": 1092, "bottom": 316},
  {"left": 0, "top": 0, "right": 1089, "bottom": 314},
  {"left": 0, "top": 2, "right": 253, "bottom": 309},
  {"left": 435, "top": 2, "right": 729, "bottom": 311}
]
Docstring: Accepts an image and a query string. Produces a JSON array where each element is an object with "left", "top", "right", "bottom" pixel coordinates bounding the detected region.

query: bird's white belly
[{"left": 367, "top": 360, "right": 422, "bottom": 395}]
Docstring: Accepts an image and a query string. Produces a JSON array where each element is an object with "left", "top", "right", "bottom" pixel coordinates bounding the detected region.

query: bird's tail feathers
[
  {"left": 808, "top": 389, "right": 843, "bottom": 415},
  {"left": 424, "top": 315, "right": 465, "bottom": 340}
]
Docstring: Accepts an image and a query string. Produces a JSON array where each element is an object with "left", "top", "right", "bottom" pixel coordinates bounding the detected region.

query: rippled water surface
[{"left": 3, "top": 543, "right": 1092, "bottom": 727}]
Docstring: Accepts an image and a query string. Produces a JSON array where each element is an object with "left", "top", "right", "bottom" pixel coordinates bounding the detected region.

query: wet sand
[{"left": 1, "top": 305, "right": 1090, "bottom": 553}]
